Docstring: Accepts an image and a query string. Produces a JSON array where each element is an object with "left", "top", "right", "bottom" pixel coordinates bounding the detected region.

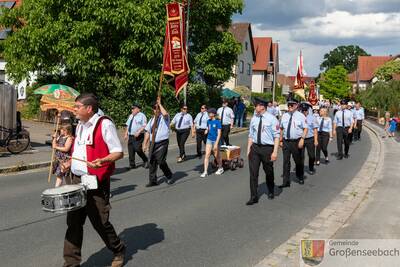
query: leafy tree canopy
[
  {"left": 357, "top": 80, "right": 400, "bottom": 115},
  {"left": 320, "top": 45, "right": 369, "bottom": 73},
  {"left": 318, "top": 65, "right": 351, "bottom": 100},
  {"left": 0, "top": 0, "right": 243, "bottom": 125},
  {"left": 375, "top": 59, "right": 400, "bottom": 82}
]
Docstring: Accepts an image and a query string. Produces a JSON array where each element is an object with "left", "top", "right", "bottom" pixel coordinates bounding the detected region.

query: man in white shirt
[
  {"left": 124, "top": 103, "right": 148, "bottom": 169},
  {"left": 217, "top": 99, "right": 234, "bottom": 146},
  {"left": 63, "top": 93, "right": 125, "bottom": 267},
  {"left": 193, "top": 104, "right": 209, "bottom": 158},
  {"left": 171, "top": 104, "right": 194, "bottom": 162}
]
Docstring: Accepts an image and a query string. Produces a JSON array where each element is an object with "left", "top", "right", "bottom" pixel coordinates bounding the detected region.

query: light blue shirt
[
  {"left": 125, "top": 112, "right": 147, "bottom": 135},
  {"left": 194, "top": 112, "right": 209, "bottom": 129},
  {"left": 305, "top": 113, "right": 319, "bottom": 138},
  {"left": 145, "top": 115, "right": 170, "bottom": 143},
  {"left": 217, "top": 106, "right": 235, "bottom": 125},
  {"left": 249, "top": 112, "right": 280, "bottom": 145},
  {"left": 267, "top": 106, "right": 278, "bottom": 117},
  {"left": 353, "top": 108, "right": 365, "bottom": 120},
  {"left": 317, "top": 116, "right": 332, "bottom": 133},
  {"left": 172, "top": 112, "right": 193, "bottom": 130},
  {"left": 334, "top": 109, "right": 354, "bottom": 128},
  {"left": 280, "top": 111, "right": 308, "bottom": 139}
]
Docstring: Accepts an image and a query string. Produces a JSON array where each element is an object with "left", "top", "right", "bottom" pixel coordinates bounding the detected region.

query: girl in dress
[{"left": 52, "top": 124, "right": 74, "bottom": 187}]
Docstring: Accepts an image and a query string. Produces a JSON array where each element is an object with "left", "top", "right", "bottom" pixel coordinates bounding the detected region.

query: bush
[{"left": 20, "top": 85, "right": 41, "bottom": 119}]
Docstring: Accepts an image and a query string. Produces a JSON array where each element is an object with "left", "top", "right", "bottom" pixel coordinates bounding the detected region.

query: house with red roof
[
  {"left": 348, "top": 55, "right": 393, "bottom": 92},
  {"left": 224, "top": 23, "right": 256, "bottom": 91},
  {"left": 251, "top": 37, "right": 279, "bottom": 93}
]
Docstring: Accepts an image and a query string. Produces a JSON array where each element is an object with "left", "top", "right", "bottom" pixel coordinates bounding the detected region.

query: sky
[{"left": 233, "top": 0, "right": 400, "bottom": 77}]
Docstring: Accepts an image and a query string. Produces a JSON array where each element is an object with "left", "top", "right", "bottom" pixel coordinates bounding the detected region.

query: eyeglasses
[
  {"left": 182, "top": 107, "right": 188, "bottom": 110},
  {"left": 74, "top": 104, "right": 86, "bottom": 109},
  {"left": 288, "top": 104, "right": 295, "bottom": 107},
  {"left": 201, "top": 107, "right": 206, "bottom": 109}
]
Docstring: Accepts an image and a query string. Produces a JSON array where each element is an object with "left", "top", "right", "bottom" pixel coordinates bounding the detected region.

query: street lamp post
[{"left": 269, "top": 61, "right": 276, "bottom": 102}]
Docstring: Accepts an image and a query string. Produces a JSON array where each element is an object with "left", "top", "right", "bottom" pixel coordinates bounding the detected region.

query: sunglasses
[{"left": 288, "top": 104, "right": 295, "bottom": 107}]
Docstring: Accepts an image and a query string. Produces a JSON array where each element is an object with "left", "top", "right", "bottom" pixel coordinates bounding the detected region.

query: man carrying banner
[{"left": 143, "top": 97, "right": 174, "bottom": 186}]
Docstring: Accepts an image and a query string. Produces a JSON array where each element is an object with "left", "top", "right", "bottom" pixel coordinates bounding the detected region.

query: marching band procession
[{"left": 45, "top": 91, "right": 365, "bottom": 266}]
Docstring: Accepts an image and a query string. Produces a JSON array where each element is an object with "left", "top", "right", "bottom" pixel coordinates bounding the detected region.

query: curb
[
  {"left": 255, "top": 121, "right": 383, "bottom": 267},
  {"left": 0, "top": 128, "right": 249, "bottom": 174}
]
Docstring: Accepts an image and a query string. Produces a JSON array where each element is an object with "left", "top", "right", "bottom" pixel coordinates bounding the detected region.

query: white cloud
[{"left": 292, "top": 11, "right": 400, "bottom": 45}]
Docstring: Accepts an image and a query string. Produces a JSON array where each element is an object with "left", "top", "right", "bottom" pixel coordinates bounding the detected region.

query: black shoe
[
  {"left": 298, "top": 179, "right": 304, "bottom": 185},
  {"left": 145, "top": 182, "right": 158, "bottom": 187},
  {"left": 143, "top": 161, "right": 149, "bottom": 169},
  {"left": 279, "top": 183, "right": 290, "bottom": 188},
  {"left": 268, "top": 193, "right": 274, "bottom": 199},
  {"left": 166, "top": 178, "right": 175, "bottom": 185},
  {"left": 309, "top": 170, "right": 315, "bottom": 175},
  {"left": 316, "top": 161, "right": 320, "bottom": 166},
  {"left": 325, "top": 158, "right": 330, "bottom": 163},
  {"left": 197, "top": 154, "right": 202, "bottom": 159},
  {"left": 336, "top": 156, "right": 343, "bottom": 160},
  {"left": 246, "top": 198, "right": 258, "bottom": 205},
  {"left": 344, "top": 154, "right": 349, "bottom": 158}
]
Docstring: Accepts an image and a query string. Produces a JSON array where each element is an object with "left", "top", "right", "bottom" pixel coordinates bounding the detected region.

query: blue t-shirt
[
  {"left": 389, "top": 119, "right": 398, "bottom": 132},
  {"left": 207, "top": 119, "right": 222, "bottom": 141}
]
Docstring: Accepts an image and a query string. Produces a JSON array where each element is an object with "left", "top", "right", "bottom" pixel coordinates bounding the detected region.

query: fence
[{"left": 0, "top": 82, "right": 16, "bottom": 139}]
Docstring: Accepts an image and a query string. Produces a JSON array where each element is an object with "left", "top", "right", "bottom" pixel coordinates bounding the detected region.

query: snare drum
[{"left": 41, "top": 184, "right": 86, "bottom": 213}]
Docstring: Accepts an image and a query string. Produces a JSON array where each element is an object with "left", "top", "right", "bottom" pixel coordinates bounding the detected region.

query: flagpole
[{"left": 184, "top": 0, "right": 191, "bottom": 105}]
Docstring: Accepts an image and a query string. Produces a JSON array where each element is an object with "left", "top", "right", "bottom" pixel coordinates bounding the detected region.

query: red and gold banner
[
  {"left": 163, "top": 2, "right": 189, "bottom": 97},
  {"left": 308, "top": 80, "right": 318, "bottom": 105}
]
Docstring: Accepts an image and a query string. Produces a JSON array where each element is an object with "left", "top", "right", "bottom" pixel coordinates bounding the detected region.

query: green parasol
[{"left": 221, "top": 88, "right": 241, "bottom": 99}]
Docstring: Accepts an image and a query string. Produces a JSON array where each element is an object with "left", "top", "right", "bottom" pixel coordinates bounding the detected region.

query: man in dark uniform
[
  {"left": 333, "top": 99, "right": 354, "bottom": 160},
  {"left": 171, "top": 104, "right": 194, "bottom": 162},
  {"left": 246, "top": 98, "right": 280, "bottom": 205},
  {"left": 143, "top": 97, "right": 174, "bottom": 186},
  {"left": 279, "top": 97, "right": 308, "bottom": 188}
]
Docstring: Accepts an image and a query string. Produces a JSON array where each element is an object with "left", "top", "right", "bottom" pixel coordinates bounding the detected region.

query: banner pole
[{"left": 184, "top": 0, "right": 191, "bottom": 105}]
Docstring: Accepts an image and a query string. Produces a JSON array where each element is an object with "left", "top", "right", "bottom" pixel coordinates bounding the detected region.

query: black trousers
[
  {"left": 64, "top": 176, "right": 125, "bottom": 267},
  {"left": 128, "top": 133, "right": 148, "bottom": 167},
  {"left": 282, "top": 139, "right": 304, "bottom": 184},
  {"left": 149, "top": 139, "right": 172, "bottom": 183},
  {"left": 336, "top": 127, "right": 350, "bottom": 157},
  {"left": 316, "top": 132, "right": 329, "bottom": 161},
  {"left": 249, "top": 144, "right": 274, "bottom": 198},
  {"left": 176, "top": 128, "right": 190, "bottom": 158},
  {"left": 221, "top": 124, "right": 231, "bottom": 146},
  {"left": 302, "top": 137, "right": 316, "bottom": 171},
  {"left": 354, "top": 120, "right": 363, "bottom": 140},
  {"left": 196, "top": 129, "right": 207, "bottom": 156}
]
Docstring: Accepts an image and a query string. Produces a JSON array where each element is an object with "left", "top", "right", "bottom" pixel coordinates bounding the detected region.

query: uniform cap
[
  {"left": 253, "top": 97, "right": 269, "bottom": 107},
  {"left": 131, "top": 103, "right": 141, "bottom": 109},
  {"left": 287, "top": 97, "right": 298, "bottom": 104},
  {"left": 340, "top": 99, "right": 348, "bottom": 105}
]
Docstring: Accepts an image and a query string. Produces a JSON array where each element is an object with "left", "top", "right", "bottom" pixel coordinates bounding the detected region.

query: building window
[
  {"left": 239, "top": 60, "right": 244, "bottom": 73},
  {"left": 245, "top": 42, "right": 248, "bottom": 51},
  {"left": 247, "top": 63, "right": 251, "bottom": 75}
]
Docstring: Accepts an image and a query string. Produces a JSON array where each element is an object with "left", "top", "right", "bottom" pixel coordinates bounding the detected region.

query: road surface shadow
[
  {"left": 114, "top": 167, "right": 130, "bottom": 175},
  {"left": 81, "top": 223, "right": 165, "bottom": 267},
  {"left": 258, "top": 183, "right": 283, "bottom": 197},
  {"left": 111, "top": 184, "right": 137, "bottom": 196}
]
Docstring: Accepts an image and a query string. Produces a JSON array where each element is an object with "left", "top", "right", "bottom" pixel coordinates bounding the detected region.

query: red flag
[
  {"left": 308, "top": 80, "right": 318, "bottom": 105},
  {"left": 162, "top": 3, "right": 189, "bottom": 97}
]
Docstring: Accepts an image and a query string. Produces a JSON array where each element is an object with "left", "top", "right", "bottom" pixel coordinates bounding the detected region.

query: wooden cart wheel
[
  {"left": 230, "top": 161, "right": 236, "bottom": 170},
  {"left": 239, "top": 158, "right": 244, "bottom": 168}
]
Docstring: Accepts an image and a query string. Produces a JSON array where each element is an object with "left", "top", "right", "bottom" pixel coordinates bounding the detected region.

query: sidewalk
[
  {"left": 334, "top": 121, "right": 400, "bottom": 239},
  {"left": 0, "top": 119, "right": 247, "bottom": 173}
]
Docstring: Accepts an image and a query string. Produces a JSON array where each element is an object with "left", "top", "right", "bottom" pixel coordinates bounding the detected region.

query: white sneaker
[
  {"left": 200, "top": 172, "right": 208, "bottom": 178},
  {"left": 215, "top": 167, "right": 224, "bottom": 175}
]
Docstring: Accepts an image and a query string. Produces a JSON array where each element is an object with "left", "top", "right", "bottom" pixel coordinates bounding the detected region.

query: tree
[
  {"left": 318, "top": 65, "right": 351, "bottom": 100},
  {"left": 375, "top": 60, "right": 400, "bottom": 82},
  {"left": 320, "top": 45, "right": 369, "bottom": 73},
  {"left": 0, "top": 0, "right": 243, "bottom": 125},
  {"left": 357, "top": 81, "right": 400, "bottom": 115}
]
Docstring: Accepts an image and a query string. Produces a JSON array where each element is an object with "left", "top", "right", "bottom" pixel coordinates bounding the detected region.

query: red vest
[{"left": 86, "top": 116, "right": 115, "bottom": 183}]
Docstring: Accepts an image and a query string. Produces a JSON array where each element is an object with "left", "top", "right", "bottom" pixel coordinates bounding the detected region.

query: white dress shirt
[{"left": 71, "top": 114, "right": 123, "bottom": 176}]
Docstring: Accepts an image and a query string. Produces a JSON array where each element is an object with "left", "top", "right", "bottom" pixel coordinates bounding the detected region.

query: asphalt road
[{"left": 0, "top": 131, "right": 371, "bottom": 267}]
